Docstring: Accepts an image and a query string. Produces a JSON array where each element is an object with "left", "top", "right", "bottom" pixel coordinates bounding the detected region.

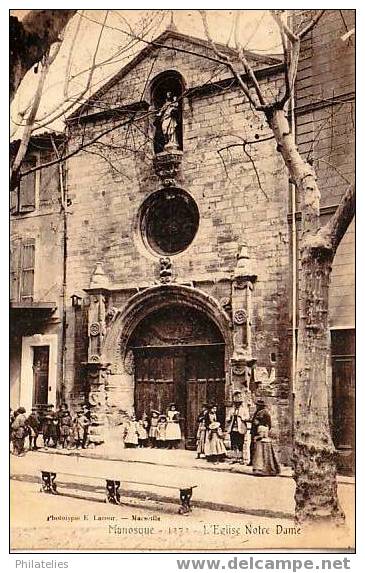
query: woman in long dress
[
  {"left": 165, "top": 403, "right": 181, "bottom": 449},
  {"left": 205, "top": 421, "right": 227, "bottom": 463},
  {"left": 252, "top": 425, "right": 280, "bottom": 476},
  {"left": 196, "top": 405, "right": 208, "bottom": 459}
]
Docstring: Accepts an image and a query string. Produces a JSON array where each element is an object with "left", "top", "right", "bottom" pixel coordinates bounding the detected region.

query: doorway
[
  {"left": 129, "top": 304, "right": 226, "bottom": 448},
  {"left": 32, "top": 345, "right": 50, "bottom": 406},
  {"left": 331, "top": 329, "right": 355, "bottom": 475}
]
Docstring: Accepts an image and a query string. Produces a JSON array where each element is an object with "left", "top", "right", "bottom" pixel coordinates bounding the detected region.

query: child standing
[
  {"left": 148, "top": 410, "right": 160, "bottom": 448},
  {"left": 156, "top": 414, "right": 167, "bottom": 448},
  {"left": 165, "top": 403, "right": 181, "bottom": 449},
  {"left": 124, "top": 414, "right": 139, "bottom": 448},
  {"left": 137, "top": 414, "right": 149, "bottom": 448}
]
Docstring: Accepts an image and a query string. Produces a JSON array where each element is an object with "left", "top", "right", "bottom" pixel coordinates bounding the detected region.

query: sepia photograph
[{"left": 9, "top": 8, "right": 355, "bottom": 552}]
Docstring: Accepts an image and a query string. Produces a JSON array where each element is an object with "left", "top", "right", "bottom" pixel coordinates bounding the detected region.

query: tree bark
[
  {"left": 10, "top": 10, "right": 76, "bottom": 101},
  {"left": 267, "top": 108, "right": 350, "bottom": 523}
]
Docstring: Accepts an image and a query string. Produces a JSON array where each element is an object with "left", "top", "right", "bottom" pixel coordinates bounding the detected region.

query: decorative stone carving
[
  {"left": 159, "top": 256, "right": 172, "bottom": 283},
  {"left": 89, "top": 322, "right": 101, "bottom": 337},
  {"left": 124, "top": 350, "right": 135, "bottom": 375},
  {"left": 153, "top": 150, "right": 183, "bottom": 187},
  {"left": 220, "top": 297, "right": 232, "bottom": 313},
  {"left": 86, "top": 364, "right": 110, "bottom": 445},
  {"left": 233, "top": 308, "right": 247, "bottom": 326},
  {"left": 106, "top": 306, "right": 118, "bottom": 324},
  {"left": 90, "top": 261, "right": 110, "bottom": 290}
]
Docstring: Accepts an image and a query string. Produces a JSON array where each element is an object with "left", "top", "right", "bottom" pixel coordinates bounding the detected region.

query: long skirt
[
  {"left": 165, "top": 421, "right": 181, "bottom": 441},
  {"left": 196, "top": 427, "right": 207, "bottom": 454},
  {"left": 205, "top": 432, "right": 227, "bottom": 458},
  {"left": 252, "top": 439, "right": 280, "bottom": 476}
]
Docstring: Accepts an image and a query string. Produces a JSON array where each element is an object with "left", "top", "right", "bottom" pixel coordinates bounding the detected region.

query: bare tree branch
[
  {"left": 11, "top": 42, "right": 62, "bottom": 186},
  {"left": 322, "top": 184, "right": 355, "bottom": 253},
  {"left": 297, "top": 10, "right": 325, "bottom": 39}
]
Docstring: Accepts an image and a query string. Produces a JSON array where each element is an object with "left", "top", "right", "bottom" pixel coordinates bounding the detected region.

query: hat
[
  {"left": 209, "top": 421, "right": 220, "bottom": 430},
  {"left": 255, "top": 399, "right": 266, "bottom": 406},
  {"left": 151, "top": 409, "right": 160, "bottom": 416},
  {"left": 169, "top": 403, "right": 176, "bottom": 409},
  {"left": 158, "top": 414, "right": 167, "bottom": 421},
  {"left": 17, "top": 407, "right": 26, "bottom": 414}
]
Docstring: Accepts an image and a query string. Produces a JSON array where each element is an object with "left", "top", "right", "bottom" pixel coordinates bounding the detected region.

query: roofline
[
  {"left": 68, "top": 62, "right": 285, "bottom": 126},
  {"left": 68, "top": 28, "right": 282, "bottom": 121}
]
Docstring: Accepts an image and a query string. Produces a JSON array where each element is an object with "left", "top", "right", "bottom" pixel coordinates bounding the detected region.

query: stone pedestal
[{"left": 153, "top": 149, "right": 183, "bottom": 187}]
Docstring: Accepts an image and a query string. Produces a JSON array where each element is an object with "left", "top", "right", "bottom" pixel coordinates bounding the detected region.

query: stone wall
[{"left": 64, "top": 35, "right": 292, "bottom": 460}]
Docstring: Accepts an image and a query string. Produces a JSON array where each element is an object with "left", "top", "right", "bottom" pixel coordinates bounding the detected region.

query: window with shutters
[
  {"left": 20, "top": 240, "right": 35, "bottom": 302},
  {"left": 10, "top": 239, "right": 20, "bottom": 302},
  {"left": 10, "top": 155, "right": 37, "bottom": 214}
]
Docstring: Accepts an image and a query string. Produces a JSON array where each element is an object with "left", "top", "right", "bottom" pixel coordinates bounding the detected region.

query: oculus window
[{"left": 140, "top": 188, "right": 199, "bottom": 255}]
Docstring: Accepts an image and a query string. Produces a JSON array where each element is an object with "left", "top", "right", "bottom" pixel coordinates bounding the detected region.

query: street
[{"left": 10, "top": 450, "right": 355, "bottom": 551}]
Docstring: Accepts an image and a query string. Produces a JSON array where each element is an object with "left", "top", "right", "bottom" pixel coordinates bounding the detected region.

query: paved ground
[{"left": 10, "top": 450, "right": 355, "bottom": 552}]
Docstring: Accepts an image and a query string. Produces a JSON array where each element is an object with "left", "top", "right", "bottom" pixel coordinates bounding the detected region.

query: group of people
[
  {"left": 10, "top": 403, "right": 91, "bottom": 456},
  {"left": 196, "top": 391, "right": 280, "bottom": 476},
  {"left": 123, "top": 403, "right": 182, "bottom": 449},
  {"left": 10, "top": 393, "right": 280, "bottom": 476}
]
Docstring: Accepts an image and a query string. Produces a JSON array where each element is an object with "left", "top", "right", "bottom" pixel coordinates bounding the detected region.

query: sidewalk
[
  {"left": 10, "top": 449, "right": 354, "bottom": 520},
  {"left": 31, "top": 442, "right": 354, "bottom": 484}
]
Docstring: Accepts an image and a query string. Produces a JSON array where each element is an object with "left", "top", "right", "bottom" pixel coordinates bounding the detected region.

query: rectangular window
[
  {"left": 20, "top": 240, "right": 35, "bottom": 302},
  {"left": 10, "top": 156, "right": 37, "bottom": 214}
]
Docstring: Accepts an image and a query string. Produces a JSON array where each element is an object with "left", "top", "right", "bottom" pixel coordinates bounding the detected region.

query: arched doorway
[{"left": 127, "top": 304, "right": 226, "bottom": 448}]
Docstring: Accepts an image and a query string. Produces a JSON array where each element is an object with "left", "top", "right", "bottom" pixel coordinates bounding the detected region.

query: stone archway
[{"left": 102, "top": 284, "right": 233, "bottom": 427}]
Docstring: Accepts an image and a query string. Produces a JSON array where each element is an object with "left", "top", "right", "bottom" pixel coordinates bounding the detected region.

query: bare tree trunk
[{"left": 267, "top": 108, "right": 348, "bottom": 522}]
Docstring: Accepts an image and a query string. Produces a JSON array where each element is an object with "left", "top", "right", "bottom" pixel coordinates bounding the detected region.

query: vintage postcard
[{"left": 10, "top": 9, "right": 355, "bottom": 552}]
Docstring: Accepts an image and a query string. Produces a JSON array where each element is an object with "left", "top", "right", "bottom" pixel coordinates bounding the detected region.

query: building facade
[
  {"left": 10, "top": 14, "right": 355, "bottom": 471},
  {"left": 10, "top": 136, "right": 65, "bottom": 415}
]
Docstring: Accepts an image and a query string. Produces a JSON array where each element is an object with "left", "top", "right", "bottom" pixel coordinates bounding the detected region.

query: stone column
[
  {"left": 230, "top": 243, "right": 257, "bottom": 393},
  {"left": 84, "top": 262, "right": 111, "bottom": 445}
]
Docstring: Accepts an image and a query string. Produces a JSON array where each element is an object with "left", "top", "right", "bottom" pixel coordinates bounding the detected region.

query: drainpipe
[
  {"left": 290, "top": 91, "right": 297, "bottom": 406},
  {"left": 60, "top": 161, "right": 67, "bottom": 405},
  {"left": 52, "top": 136, "right": 68, "bottom": 406}
]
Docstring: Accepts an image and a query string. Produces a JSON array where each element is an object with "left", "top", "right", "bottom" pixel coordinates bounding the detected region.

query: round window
[{"left": 140, "top": 188, "right": 199, "bottom": 255}]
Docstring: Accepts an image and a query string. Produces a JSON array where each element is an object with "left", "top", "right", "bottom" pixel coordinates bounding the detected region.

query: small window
[{"left": 140, "top": 188, "right": 199, "bottom": 256}]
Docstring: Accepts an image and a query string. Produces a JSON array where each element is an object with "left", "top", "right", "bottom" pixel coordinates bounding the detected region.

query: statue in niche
[{"left": 155, "top": 92, "right": 180, "bottom": 151}]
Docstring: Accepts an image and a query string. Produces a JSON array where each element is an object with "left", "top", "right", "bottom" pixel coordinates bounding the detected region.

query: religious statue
[{"left": 155, "top": 91, "right": 180, "bottom": 152}]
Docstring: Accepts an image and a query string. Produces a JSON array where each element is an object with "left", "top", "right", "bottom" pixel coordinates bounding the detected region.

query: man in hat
[
  {"left": 249, "top": 399, "right": 272, "bottom": 465},
  {"left": 226, "top": 390, "right": 250, "bottom": 463}
]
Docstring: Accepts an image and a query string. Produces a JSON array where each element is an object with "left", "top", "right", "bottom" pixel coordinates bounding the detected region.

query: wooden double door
[{"left": 134, "top": 345, "right": 225, "bottom": 448}]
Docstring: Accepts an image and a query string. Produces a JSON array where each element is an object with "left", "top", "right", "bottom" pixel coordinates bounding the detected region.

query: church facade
[{"left": 10, "top": 14, "right": 355, "bottom": 471}]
